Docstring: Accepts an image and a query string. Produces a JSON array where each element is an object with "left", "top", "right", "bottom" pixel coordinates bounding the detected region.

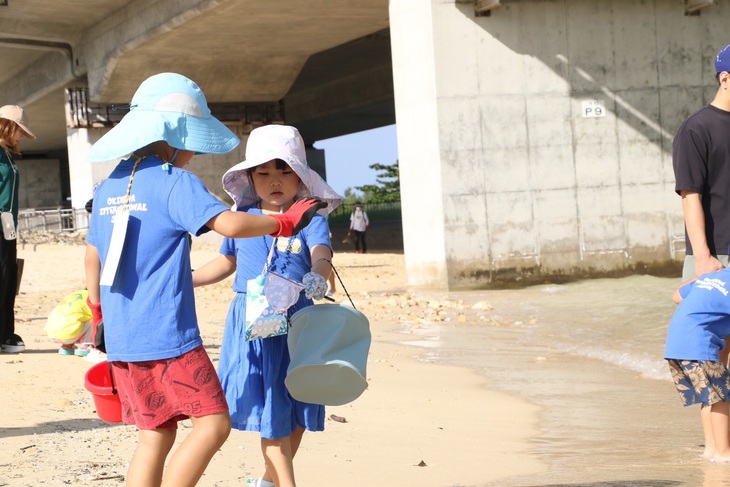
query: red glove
[
  {"left": 270, "top": 198, "right": 327, "bottom": 237},
  {"left": 87, "top": 296, "right": 103, "bottom": 325},
  {"left": 87, "top": 296, "right": 103, "bottom": 346}
]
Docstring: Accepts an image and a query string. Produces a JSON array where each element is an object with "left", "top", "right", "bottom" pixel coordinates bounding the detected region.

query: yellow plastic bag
[{"left": 45, "top": 290, "right": 92, "bottom": 343}]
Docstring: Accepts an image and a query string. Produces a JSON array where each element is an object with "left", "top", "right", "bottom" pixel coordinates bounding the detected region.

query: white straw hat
[
  {"left": 221, "top": 124, "right": 341, "bottom": 215},
  {"left": 88, "top": 73, "right": 239, "bottom": 162},
  {"left": 0, "top": 105, "right": 36, "bottom": 140}
]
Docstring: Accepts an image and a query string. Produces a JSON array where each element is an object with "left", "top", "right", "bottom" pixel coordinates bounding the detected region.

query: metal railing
[
  {"left": 16, "top": 202, "right": 402, "bottom": 233},
  {"left": 17, "top": 207, "right": 89, "bottom": 234},
  {"left": 328, "top": 201, "right": 402, "bottom": 226}
]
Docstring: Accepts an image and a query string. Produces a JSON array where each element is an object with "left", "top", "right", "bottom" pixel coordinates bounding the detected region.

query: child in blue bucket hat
[
  {"left": 85, "top": 73, "right": 325, "bottom": 486},
  {"left": 193, "top": 124, "right": 341, "bottom": 487}
]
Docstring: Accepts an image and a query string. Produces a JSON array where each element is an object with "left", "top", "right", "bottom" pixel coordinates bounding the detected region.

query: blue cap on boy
[{"left": 716, "top": 44, "right": 730, "bottom": 75}]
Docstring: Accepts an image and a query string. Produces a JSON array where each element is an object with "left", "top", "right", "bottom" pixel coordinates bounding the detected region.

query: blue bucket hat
[{"left": 88, "top": 73, "right": 240, "bottom": 163}]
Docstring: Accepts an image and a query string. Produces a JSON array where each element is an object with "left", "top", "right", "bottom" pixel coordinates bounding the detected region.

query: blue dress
[{"left": 217, "top": 207, "right": 330, "bottom": 439}]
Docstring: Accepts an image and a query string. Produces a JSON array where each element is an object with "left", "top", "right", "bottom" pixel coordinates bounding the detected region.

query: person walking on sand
[
  {"left": 193, "top": 124, "right": 341, "bottom": 487},
  {"left": 85, "top": 73, "right": 325, "bottom": 487},
  {"left": 0, "top": 105, "right": 35, "bottom": 354},
  {"left": 349, "top": 201, "right": 368, "bottom": 254},
  {"left": 666, "top": 270, "right": 730, "bottom": 463}
]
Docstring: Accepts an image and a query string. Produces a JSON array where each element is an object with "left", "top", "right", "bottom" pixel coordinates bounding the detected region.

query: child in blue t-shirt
[
  {"left": 665, "top": 268, "right": 730, "bottom": 463},
  {"left": 193, "top": 124, "right": 341, "bottom": 487},
  {"left": 85, "top": 74, "right": 324, "bottom": 486}
]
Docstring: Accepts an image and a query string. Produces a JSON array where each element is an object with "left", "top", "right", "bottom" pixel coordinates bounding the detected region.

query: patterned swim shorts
[
  {"left": 668, "top": 359, "right": 730, "bottom": 407},
  {"left": 111, "top": 345, "right": 228, "bottom": 430}
]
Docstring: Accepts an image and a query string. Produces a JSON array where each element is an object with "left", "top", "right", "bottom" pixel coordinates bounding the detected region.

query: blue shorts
[{"left": 668, "top": 359, "right": 730, "bottom": 407}]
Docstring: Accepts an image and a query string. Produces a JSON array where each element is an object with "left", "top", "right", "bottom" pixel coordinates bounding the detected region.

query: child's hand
[
  {"left": 271, "top": 198, "right": 327, "bottom": 237},
  {"left": 303, "top": 272, "right": 327, "bottom": 300}
]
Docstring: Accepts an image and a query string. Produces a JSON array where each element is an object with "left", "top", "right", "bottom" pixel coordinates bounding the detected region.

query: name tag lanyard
[{"left": 99, "top": 155, "right": 143, "bottom": 287}]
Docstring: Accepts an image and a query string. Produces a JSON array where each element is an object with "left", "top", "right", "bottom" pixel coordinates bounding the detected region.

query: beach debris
[
  {"left": 329, "top": 414, "right": 347, "bottom": 423},
  {"left": 91, "top": 473, "right": 125, "bottom": 481},
  {"left": 415, "top": 460, "right": 427, "bottom": 467},
  {"left": 19, "top": 230, "right": 88, "bottom": 248},
  {"left": 52, "top": 399, "right": 75, "bottom": 408}
]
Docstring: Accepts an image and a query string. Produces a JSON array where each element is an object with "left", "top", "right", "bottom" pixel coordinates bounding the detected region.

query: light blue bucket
[{"left": 285, "top": 304, "right": 371, "bottom": 406}]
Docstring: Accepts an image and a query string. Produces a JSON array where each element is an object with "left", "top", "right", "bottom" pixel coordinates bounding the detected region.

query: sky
[{"left": 313, "top": 124, "right": 398, "bottom": 197}]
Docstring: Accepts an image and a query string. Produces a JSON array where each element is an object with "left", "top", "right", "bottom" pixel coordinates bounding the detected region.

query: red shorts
[{"left": 111, "top": 345, "right": 228, "bottom": 430}]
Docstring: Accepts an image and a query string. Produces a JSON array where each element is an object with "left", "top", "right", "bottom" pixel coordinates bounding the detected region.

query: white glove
[{"left": 302, "top": 272, "right": 327, "bottom": 300}]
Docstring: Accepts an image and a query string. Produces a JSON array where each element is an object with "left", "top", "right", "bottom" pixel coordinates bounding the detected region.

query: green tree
[
  {"left": 355, "top": 161, "right": 400, "bottom": 203},
  {"left": 341, "top": 187, "right": 361, "bottom": 205}
]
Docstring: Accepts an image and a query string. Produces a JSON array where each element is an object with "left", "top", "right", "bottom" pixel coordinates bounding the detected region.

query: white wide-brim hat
[
  {"left": 0, "top": 105, "right": 36, "bottom": 140},
  {"left": 87, "top": 73, "right": 240, "bottom": 163},
  {"left": 221, "top": 124, "right": 341, "bottom": 215}
]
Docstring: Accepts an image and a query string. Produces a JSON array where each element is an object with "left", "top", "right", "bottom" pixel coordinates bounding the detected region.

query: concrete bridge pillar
[
  {"left": 66, "top": 127, "right": 111, "bottom": 211},
  {"left": 391, "top": 0, "right": 485, "bottom": 290},
  {"left": 390, "top": 0, "right": 719, "bottom": 290}
]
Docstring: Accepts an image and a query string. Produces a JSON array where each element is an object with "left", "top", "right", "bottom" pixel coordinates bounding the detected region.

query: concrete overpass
[
  {"left": 0, "top": 1, "right": 394, "bottom": 147},
  {"left": 0, "top": 0, "right": 727, "bottom": 289}
]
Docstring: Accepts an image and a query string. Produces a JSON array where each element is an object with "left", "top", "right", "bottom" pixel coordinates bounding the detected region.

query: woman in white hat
[
  {"left": 0, "top": 105, "right": 35, "bottom": 354},
  {"left": 85, "top": 73, "right": 324, "bottom": 487},
  {"left": 193, "top": 124, "right": 341, "bottom": 487}
]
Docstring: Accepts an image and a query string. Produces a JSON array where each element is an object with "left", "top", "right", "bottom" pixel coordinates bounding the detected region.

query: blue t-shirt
[
  {"left": 220, "top": 207, "right": 331, "bottom": 292},
  {"left": 665, "top": 268, "right": 730, "bottom": 361},
  {"left": 87, "top": 156, "right": 228, "bottom": 362}
]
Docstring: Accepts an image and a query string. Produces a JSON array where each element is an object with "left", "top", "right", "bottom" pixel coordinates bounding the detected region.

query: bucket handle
[
  {"left": 326, "top": 259, "right": 357, "bottom": 310},
  {"left": 107, "top": 360, "right": 118, "bottom": 395}
]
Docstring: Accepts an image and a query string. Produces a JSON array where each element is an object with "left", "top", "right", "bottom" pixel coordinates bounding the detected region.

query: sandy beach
[
  {"left": 0, "top": 235, "right": 543, "bottom": 487},
  {"left": 7, "top": 235, "right": 730, "bottom": 486}
]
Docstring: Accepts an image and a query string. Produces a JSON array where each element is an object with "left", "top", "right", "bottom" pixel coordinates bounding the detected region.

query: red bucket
[{"left": 84, "top": 361, "right": 122, "bottom": 423}]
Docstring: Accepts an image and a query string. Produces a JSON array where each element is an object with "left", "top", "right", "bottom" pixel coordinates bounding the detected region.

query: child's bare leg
[
  {"left": 161, "top": 412, "right": 231, "bottom": 487},
  {"left": 702, "top": 405, "right": 716, "bottom": 459},
  {"left": 126, "top": 428, "right": 176, "bottom": 487},
  {"left": 289, "top": 425, "right": 305, "bottom": 457},
  {"left": 711, "top": 401, "right": 730, "bottom": 462},
  {"left": 260, "top": 427, "right": 305, "bottom": 486},
  {"left": 261, "top": 434, "right": 297, "bottom": 487}
]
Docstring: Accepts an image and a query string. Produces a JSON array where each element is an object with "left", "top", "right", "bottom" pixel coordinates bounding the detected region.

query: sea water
[{"left": 396, "top": 275, "right": 730, "bottom": 487}]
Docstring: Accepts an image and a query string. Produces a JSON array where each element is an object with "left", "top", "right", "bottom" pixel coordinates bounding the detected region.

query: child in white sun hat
[
  {"left": 85, "top": 74, "right": 325, "bottom": 486},
  {"left": 221, "top": 124, "right": 342, "bottom": 213},
  {"left": 194, "top": 124, "right": 341, "bottom": 487}
]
